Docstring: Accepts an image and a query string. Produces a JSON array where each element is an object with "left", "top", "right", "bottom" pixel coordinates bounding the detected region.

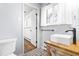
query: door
[
  {"left": 30, "top": 9, "right": 37, "bottom": 47},
  {"left": 24, "top": 8, "right": 37, "bottom": 47}
]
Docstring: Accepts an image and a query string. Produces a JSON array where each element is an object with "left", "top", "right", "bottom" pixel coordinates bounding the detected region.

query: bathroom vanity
[{"left": 44, "top": 40, "right": 79, "bottom": 56}]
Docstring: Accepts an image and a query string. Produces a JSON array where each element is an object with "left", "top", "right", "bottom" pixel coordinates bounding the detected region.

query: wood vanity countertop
[{"left": 44, "top": 40, "right": 79, "bottom": 55}]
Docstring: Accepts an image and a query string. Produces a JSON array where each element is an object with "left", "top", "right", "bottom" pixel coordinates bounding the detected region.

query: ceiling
[
  {"left": 24, "top": 4, "right": 35, "bottom": 15},
  {"left": 24, "top": 3, "right": 57, "bottom": 15}
]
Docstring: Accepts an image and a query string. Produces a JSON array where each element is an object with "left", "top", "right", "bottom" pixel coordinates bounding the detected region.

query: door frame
[{"left": 23, "top": 3, "right": 40, "bottom": 53}]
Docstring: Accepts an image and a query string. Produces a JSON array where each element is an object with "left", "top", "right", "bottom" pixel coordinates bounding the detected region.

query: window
[
  {"left": 46, "top": 7, "right": 53, "bottom": 24},
  {"left": 41, "top": 3, "right": 73, "bottom": 26},
  {"left": 46, "top": 4, "right": 59, "bottom": 25}
]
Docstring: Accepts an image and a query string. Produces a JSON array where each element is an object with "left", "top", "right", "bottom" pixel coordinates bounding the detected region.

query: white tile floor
[{"left": 24, "top": 48, "right": 48, "bottom": 56}]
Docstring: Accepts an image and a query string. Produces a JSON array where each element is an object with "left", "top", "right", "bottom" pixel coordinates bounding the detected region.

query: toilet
[{"left": 0, "top": 38, "right": 17, "bottom": 56}]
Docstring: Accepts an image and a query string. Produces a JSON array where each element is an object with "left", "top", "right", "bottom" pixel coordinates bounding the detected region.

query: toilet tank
[{"left": 0, "top": 38, "right": 17, "bottom": 56}]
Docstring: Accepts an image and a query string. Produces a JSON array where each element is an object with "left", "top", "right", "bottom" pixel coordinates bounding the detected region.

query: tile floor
[{"left": 24, "top": 48, "right": 49, "bottom": 56}]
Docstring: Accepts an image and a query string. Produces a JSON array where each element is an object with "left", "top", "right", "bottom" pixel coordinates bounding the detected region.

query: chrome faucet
[{"left": 65, "top": 28, "right": 76, "bottom": 45}]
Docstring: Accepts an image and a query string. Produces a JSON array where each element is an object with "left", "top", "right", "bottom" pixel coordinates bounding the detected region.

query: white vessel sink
[{"left": 50, "top": 34, "right": 73, "bottom": 45}]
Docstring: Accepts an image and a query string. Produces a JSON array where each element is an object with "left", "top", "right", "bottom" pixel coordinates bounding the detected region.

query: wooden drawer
[
  {"left": 49, "top": 47, "right": 70, "bottom": 56},
  {"left": 45, "top": 41, "right": 79, "bottom": 56},
  {"left": 46, "top": 44, "right": 78, "bottom": 56}
]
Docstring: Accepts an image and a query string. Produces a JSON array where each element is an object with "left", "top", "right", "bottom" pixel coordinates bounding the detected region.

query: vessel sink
[{"left": 50, "top": 34, "right": 73, "bottom": 45}]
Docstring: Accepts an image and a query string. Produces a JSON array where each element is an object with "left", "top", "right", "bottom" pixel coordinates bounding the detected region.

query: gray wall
[{"left": 0, "top": 3, "right": 23, "bottom": 55}]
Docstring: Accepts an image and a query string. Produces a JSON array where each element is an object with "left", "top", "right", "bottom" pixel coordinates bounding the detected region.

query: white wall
[
  {"left": 40, "top": 25, "right": 72, "bottom": 48},
  {"left": 40, "top": 3, "right": 79, "bottom": 49},
  {"left": 0, "top": 3, "right": 23, "bottom": 55},
  {"left": 41, "top": 22, "right": 79, "bottom": 49}
]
